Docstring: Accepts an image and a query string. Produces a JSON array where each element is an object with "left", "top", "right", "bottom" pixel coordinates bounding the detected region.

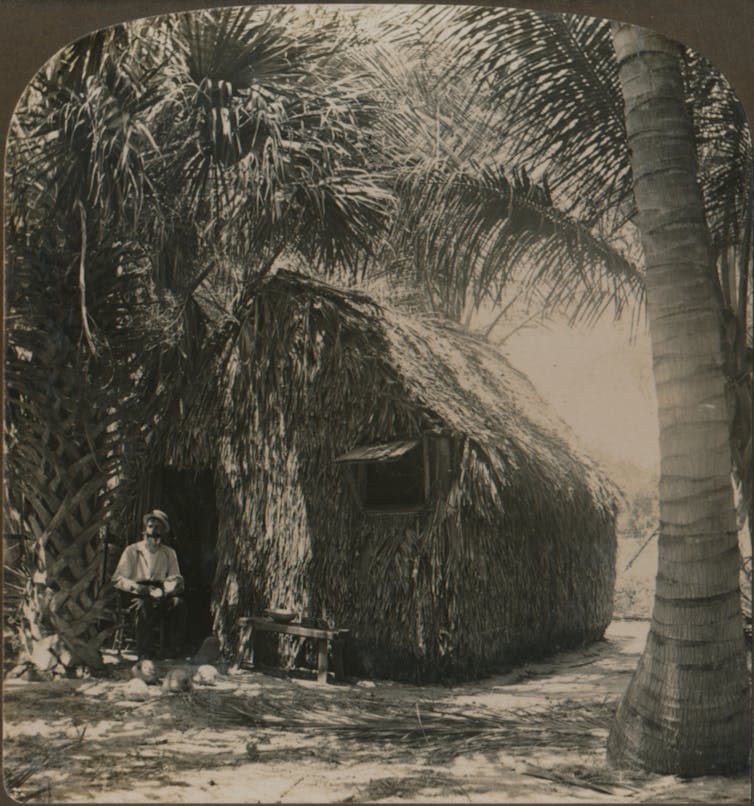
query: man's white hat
[{"left": 143, "top": 509, "right": 170, "bottom": 533}]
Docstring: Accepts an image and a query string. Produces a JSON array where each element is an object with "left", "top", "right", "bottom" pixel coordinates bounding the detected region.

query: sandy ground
[{"left": 3, "top": 620, "right": 751, "bottom": 804}]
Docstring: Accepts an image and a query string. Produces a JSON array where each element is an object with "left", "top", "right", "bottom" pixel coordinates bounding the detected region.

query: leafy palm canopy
[
  {"left": 6, "top": 6, "right": 399, "bottom": 448},
  {"left": 421, "top": 7, "right": 752, "bottom": 245},
  {"left": 5, "top": 4, "right": 656, "bottom": 419},
  {"left": 348, "top": 36, "right": 643, "bottom": 325},
  {"left": 4, "top": 5, "right": 751, "bottom": 613}
]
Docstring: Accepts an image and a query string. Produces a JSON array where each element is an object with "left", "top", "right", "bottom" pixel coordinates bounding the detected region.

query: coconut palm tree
[
  {"left": 605, "top": 22, "right": 751, "bottom": 774},
  {"left": 409, "top": 6, "right": 752, "bottom": 775}
]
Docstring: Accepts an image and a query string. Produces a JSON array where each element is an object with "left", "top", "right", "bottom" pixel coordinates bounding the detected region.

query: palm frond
[
  {"left": 684, "top": 51, "right": 753, "bottom": 252},
  {"left": 420, "top": 7, "right": 753, "bottom": 256},
  {"left": 392, "top": 161, "right": 643, "bottom": 324},
  {"left": 420, "top": 7, "right": 629, "bottom": 230},
  {"left": 149, "top": 6, "right": 392, "bottom": 277}
]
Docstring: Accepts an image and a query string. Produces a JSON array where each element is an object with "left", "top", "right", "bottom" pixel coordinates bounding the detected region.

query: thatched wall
[{"left": 166, "top": 270, "right": 617, "bottom": 682}]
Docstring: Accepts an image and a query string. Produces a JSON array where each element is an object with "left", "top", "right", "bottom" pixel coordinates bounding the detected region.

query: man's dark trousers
[{"left": 126, "top": 593, "right": 188, "bottom": 657}]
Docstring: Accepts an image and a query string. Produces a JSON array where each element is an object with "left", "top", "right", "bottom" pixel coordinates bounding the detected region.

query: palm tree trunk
[
  {"left": 606, "top": 23, "right": 751, "bottom": 775},
  {"left": 5, "top": 334, "right": 114, "bottom": 672}
]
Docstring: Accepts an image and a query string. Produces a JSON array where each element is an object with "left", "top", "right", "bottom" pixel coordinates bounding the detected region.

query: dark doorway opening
[{"left": 144, "top": 468, "right": 218, "bottom": 654}]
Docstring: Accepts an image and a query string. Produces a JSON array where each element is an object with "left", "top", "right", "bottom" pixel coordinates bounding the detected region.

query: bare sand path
[{"left": 3, "top": 620, "right": 750, "bottom": 803}]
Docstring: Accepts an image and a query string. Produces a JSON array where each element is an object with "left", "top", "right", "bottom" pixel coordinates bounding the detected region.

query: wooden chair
[{"left": 112, "top": 592, "right": 166, "bottom": 657}]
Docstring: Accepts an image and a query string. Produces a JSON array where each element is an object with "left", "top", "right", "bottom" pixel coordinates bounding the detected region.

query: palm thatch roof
[
  {"left": 153, "top": 268, "right": 618, "bottom": 682},
  {"left": 380, "top": 299, "right": 615, "bottom": 513},
  {"left": 199, "top": 268, "right": 613, "bottom": 507}
]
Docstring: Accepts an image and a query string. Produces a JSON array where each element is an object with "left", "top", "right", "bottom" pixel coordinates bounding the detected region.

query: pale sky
[{"left": 502, "top": 315, "right": 660, "bottom": 478}]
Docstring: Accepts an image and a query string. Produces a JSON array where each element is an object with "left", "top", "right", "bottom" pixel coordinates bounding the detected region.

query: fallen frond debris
[
  {"left": 5, "top": 727, "right": 87, "bottom": 802},
  {"left": 185, "top": 688, "right": 646, "bottom": 795},
  {"left": 520, "top": 763, "right": 642, "bottom": 795},
  {"left": 187, "top": 688, "right": 616, "bottom": 764}
]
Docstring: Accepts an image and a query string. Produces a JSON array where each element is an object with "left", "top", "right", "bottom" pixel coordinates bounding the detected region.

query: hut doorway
[{"left": 143, "top": 468, "right": 218, "bottom": 653}]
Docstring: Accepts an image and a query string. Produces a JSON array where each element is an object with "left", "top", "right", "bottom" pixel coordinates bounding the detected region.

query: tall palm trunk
[
  {"left": 606, "top": 23, "right": 751, "bottom": 775},
  {"left": 5, "top": 323, "right": 115, "bottom": 672}
]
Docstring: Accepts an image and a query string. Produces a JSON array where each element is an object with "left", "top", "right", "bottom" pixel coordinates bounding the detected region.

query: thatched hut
[{"left": 145, "top": 270, "right": 618, "bottom": 682}]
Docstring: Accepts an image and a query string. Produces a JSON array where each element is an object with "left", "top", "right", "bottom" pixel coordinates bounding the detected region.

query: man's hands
[
  {"left": 128, "top": 581, "right": 164, "bottom": 597},
  {"left": 124, "top": 579, "right": 177, "bottom": 597}
]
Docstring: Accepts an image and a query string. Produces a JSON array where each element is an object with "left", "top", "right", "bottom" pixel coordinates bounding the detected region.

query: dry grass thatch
[{"left": 157, "top": 270, "right": 618, "bottom": 682}]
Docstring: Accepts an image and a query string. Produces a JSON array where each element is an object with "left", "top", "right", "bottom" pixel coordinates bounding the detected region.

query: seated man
[{"left": 112, "top": 509, "right": 188, "bottom": 658}]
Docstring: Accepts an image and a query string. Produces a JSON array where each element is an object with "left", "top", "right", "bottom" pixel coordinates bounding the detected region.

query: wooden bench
[{"left": 237, "top": 616, "right": 350, "bottom": 683}]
